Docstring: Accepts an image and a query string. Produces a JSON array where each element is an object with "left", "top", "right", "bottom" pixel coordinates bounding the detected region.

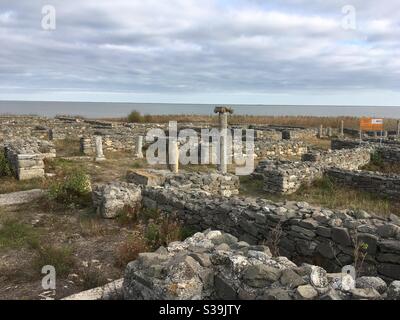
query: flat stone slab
[
  {"left": 0, "top": 189, "right": 45, "bottom": 207},
  {"left": 62, "top": 279, "right": 123, "bottom": 300}
]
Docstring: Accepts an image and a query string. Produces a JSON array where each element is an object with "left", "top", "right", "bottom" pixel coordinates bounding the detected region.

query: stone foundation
[
  {"left": 255, "top": 148, "right": 371, "bottom": 195},
  {"left": 141, "top": 186, "right": 400, "bottom": 281},
  {"left": 327, "top": 168, "right": 400, "bottom": 200},
  {"left": 3, "top": 138, "right": 56, "bottom": 180}
]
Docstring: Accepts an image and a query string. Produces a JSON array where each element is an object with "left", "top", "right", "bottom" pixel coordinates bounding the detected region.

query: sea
[{"left": 0, "top": 101, "right": 399, "bottom": 118}]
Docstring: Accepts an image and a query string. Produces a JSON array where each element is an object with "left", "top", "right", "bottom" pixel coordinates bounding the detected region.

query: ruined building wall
[
  {"left": 327, "top": 168, "right": 400, "bottom": 200},
  {"left": 254, "top": 148, "right": 372, "bottom": 195},
  {"left": 141, "top": 186, "right": 400, "bottom": 281}
]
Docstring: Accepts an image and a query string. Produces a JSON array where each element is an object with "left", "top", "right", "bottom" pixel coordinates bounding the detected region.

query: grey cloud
[{"left": 0, "top": 0, "right": 399, "bottom": 100}]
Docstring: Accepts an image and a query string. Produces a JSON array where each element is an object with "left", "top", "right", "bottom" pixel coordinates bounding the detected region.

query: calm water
[{"left": 0, "top": 101, "right": 400, "bottom": 118}]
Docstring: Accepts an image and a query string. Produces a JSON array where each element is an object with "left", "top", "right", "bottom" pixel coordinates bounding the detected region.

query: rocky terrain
[{"left": 1, "top": 113, "right": 400, "bottom": 300}]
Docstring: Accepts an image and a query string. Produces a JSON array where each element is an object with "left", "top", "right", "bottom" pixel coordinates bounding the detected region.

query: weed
[
  {"left": 115, "top": 235, "right": 149, "bottom": 268},
  {"left": 0, "top": 220, "right": 39, "bottom": 249},
  {"left": 32, "top": 244, "right": 75, "bottom": 277},
  {"left": 48, "top": 170, "right": 92, "bottom": 208}
]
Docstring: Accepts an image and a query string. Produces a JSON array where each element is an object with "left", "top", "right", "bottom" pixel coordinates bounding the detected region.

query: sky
[{"left": 0, "top": 0, "right": 399, "bottom": 106}]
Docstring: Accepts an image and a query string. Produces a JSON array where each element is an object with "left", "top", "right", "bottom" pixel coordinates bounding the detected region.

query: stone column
[
  {"left": 340, "top": 120, "right": 344, "bottom": 137},
  {"left": 136, "top": 136, "right": 144, "bottom": 159},
  {"left": 318, "top": 125, "right": 323, "bottom": 138},
  {"left": 397, "top": 120, "right": 400, "bottom": 137},
  {"left": 214, "top": 106, "right": 233, "bottom": 174},
  {"left": 95, "top": 136, "right": 106, "bottom": 162},
  {"left": 327, "top": 127, "right": 332, "bottom": 137},
  {"left": 169, "top": 139, "right": 179, "bottom": 173}
]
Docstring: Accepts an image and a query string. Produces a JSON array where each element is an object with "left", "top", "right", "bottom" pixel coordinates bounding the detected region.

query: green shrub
[
  {"left": 0, "top": 152, "right": 12, "bottom": 177},
  {"left": 48, "top": 170, "right": 92, "bottom": 208},
  {"left": 127, "top": 110, "right": 143, "bottom": 123}
]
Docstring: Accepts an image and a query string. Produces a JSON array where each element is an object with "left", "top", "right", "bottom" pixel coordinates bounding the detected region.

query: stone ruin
[
  {"left": 2, "top": 138, "right": 56, "bottom": 180},
  {"left": 70, "top": 177, "right": 400, "bottom": 300},
  {"left": 254, "top": 147, "right": 372, "bottom": 194},
  {"left": 92, "top": 170, "right": 240, "bottom": 219},
  {"left": 123, "top": 230, "right": 400, "bottom": 300}
]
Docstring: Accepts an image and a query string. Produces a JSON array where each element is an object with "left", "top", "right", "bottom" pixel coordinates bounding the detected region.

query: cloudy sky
[{"left": 0, "top": 0, "right": 399, "bottom": 105}]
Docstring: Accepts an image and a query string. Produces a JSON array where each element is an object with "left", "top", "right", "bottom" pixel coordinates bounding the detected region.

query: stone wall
[
  {"left": 327, "top": 168, "right": 400, "bottom": 200},
  {"left": 3, "top": 138, "right": 55, "bottom": 180},
  {"left": 282, "top": 128, "right": 318, "bottom": 140},
  {"left": 127, "top": 170, "right": 240, "bottom": 197},
  {"left": 301, "top": 148, "right": 371, "bottom": 170},
  {"left": 376, "top": 146, "right": 400, "bottom": 164},
  {"left": 255, "top": 148, "right": 372, "bottom": 195},
  {"left": 255, "top": 140, "right": 308, "bottom": 159},
  {"left": 141, "top": 186, "right": 400, "bottom": 281},
  {"left": 123, "top": 229, "right": 400, "bottom": 300}
]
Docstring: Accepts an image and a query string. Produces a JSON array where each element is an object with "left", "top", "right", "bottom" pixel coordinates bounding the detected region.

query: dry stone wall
[
  {"left": 254, "top": 148, "right": 372, "bottom": 195},
  {"left": 3, "top": 138, "right": 56, "bottom": 180},
  {"left": 327, "top": 169, "right": 400, "bottom": 200},
  {"left": 141, "top": 186, "right": 400, "bottom": 282}
]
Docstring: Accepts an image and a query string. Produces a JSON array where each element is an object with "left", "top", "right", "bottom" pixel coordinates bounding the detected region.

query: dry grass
[
  {"left": 107, "top": 113, "right": 400, "bottom": 131},
  {"left": 115, "top": 235, "right": 149, "bottom": 268},
  {"left": 240, "top": 175, "right": 398, "bottom": 217},
  {"left": 0, "top": 176, "right": 49, "bottom": 194},
  {"left": 54, "top": 139, "right": 81, "bottom": 157}
]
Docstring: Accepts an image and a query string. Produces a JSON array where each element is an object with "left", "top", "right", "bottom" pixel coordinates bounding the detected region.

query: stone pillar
[
  {"left": 397, "top": 120, "right": 400, "bottom": 137},
  {"left": 318, "top": 125, "right": 323, "bottom": 138},
  {"left": 340, "top": 120, "right": 344, "bottom": 137},
  {"left": 169, "top": 139, "right": 179, "bottom": 173},
  {"left": 359, "top": 130, "right": 363, "bottom": 142},
  {"left": 48, "top": 129, "right": 53, "bottom": 141},
  {"left": 95, "top": 136, "right": 106, "bottom": 162},
  {"left": 214, "top": 106, "right": 233, "bottom": 174},
  {"left": 327, "top": 127, "right": 332, "bottom": 137},
  {"left": 219, "top": 113, "right": 228, "bottom": 174},
  {"left": 136, "top": 136, "right": 144, "bottom": 159}
]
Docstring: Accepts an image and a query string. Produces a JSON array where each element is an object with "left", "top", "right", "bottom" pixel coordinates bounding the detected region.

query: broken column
[
  {"left": 95, "top": 136, "right": 106, "bottom": 162},
  {"left": 318, "top": 125, "right": 324, "bottom": 138},
  {"left": 169, "top": 139, "right": 179, "bottom": 173},
  {"left": 397, "top": 120, "right": 400, "bottom": 137},
  {"left": 136, "top": 136, "right": 144, "bottom": 159},
  {"left": 340, "top": 120, "right": 344, "bottom": 137},
  {"left": 214, "top": 107, "right": 233, "bottom": 174}
]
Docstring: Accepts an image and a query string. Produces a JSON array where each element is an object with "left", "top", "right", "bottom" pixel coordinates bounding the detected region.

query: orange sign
[{"left": 360, "top": 117, "right": 384, "bottom": 131}]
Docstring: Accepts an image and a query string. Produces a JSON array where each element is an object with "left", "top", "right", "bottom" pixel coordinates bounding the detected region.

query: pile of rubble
[{"left": 123, "top": 229, "right": 400, "bottom": 300}]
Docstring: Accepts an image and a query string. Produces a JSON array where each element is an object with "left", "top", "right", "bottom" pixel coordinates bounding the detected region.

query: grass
[
  {"left": 113, "top": 113, "right": 400, "bottom": 131},
  {"left": 79, "top": 262, "right": 109, "bottom": 290},
  {"left": 0, "top": 219, "right": 39, "bottom": 249},
  {"left": 79, "top": 214, "right": 110, "bottom": 237},
  {"left": 292, "top": 177, "right": 395, "bottom": 216},
  {"left": 362, "top": 151, "right": 400, "bottom": 175},
  {"left": 115, "top": 235, "right": 149, "bottom": 268},
  {"left": 240, "top": 175, "right": 398, "bottom": 217},
  {"left": 0, "top": 176, "right": 48, "bottom": 194},
  {"left": 31, "top": 243, "right": 75, "bottom": 277},
  {"left": 239, "top": 175, "right": 266, "bottom": 198},
  {"left": 54, "top": 139, "right": 81, "bottom": 157}
]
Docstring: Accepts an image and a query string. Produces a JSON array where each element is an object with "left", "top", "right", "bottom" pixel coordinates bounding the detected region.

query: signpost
[{"left": 359, "top": 117, "right": 384, "bottom": 144}]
